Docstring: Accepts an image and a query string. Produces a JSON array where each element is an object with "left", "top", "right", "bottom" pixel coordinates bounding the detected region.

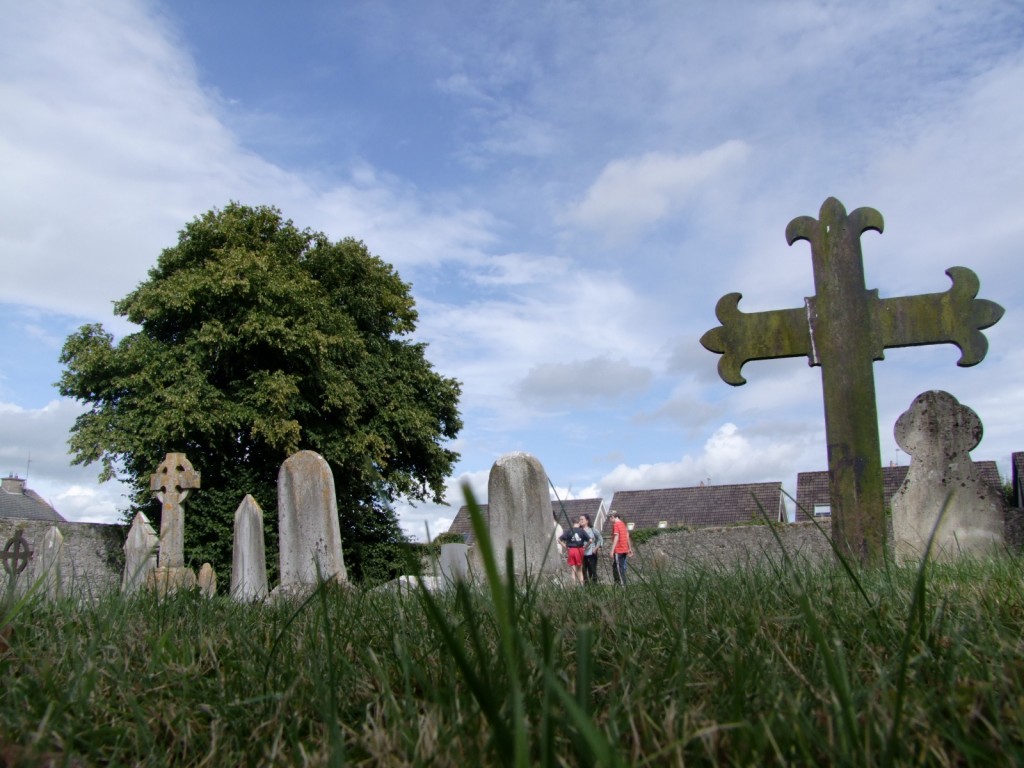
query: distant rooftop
[
  {"left": 0, "top": 476, "right": 66, "bottom": 523},
  {"left": 607, "top": 482, "right": 786, "bottom": 531},
  {"left": 795, "top": 462, "right": 1002, "bottom": 520}
]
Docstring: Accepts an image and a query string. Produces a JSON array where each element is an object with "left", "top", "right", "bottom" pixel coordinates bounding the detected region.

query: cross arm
[
  {"left": 700, "top": 293, "right": 812, "bottom": 385},
  {"left": 875, "top": 266, "right": 1004, "bottom": 366}
]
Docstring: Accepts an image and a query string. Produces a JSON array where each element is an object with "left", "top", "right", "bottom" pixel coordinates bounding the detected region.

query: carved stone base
[
  {"left": 268, "top": 574, "right": 349, "bottom": 603},
  {"left": 147, "top": 566, "right": 197, "bottom": 596}
]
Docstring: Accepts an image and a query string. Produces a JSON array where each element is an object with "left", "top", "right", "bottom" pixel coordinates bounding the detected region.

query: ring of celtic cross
[{"left": 1, "top": 533, "right": 32, "bottom": 576}]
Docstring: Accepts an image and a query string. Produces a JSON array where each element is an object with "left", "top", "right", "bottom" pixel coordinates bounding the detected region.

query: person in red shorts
[
  {"left": 558, "top": 518, "right": 590, "bottom": 586},
  {"left": 608, "top": 510, "right": 633, "bottom": 585}
]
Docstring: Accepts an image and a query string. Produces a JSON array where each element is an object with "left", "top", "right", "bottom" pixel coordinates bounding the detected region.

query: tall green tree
[{"left": 59, "top": 203, "right": 462, "bottom": 582}]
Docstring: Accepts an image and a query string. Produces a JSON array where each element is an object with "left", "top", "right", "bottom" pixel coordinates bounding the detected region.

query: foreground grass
[{"left": 2, "top": 551, "right": 1024, "bottom": 766}]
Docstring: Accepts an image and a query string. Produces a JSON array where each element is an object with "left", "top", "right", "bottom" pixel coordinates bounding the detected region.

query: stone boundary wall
[
  {"left": 633, "top": 508, "right": 1024, "bottom": 573},
  {"left": 0, "top": 519, "right": 124, "bottom": 598},
  {"left": 4, "top": 508, "right": 1022, "bottom": 596},
  {"left": 634, "top": 521, "right": 834, "bottom": 572}
]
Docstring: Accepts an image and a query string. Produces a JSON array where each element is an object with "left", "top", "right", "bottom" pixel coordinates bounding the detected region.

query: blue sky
[{"left": 2, "top": 0, "right": 1023, "bottom": 539}]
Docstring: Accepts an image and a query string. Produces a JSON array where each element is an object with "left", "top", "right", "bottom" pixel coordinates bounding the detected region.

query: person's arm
[{"left": 610, "top": 530, "right": 619, "bottom": 557}]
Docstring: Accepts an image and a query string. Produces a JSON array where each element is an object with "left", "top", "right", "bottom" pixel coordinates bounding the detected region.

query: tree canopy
[{"left": 59, "top": 203, "right": 462, "bottom": 581}]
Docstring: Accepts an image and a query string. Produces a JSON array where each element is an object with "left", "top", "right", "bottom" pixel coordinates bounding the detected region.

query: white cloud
[
  {"left": 0, "top": 1, "right": 502, "bottom": 323},
  {"left": 517, "top": 357, "right": 653, "bottom": 408},
  {"left": 565, "top": 140, "right": 751, "bottom": 236},
  {"left": 468, "top": 253, "right": 571, "bottom": 286},
  {"left": 0, "top": 399, "right": 130, "bottom": 523},
  {"left": 593, "top": 421, "right": 816, "bottom": 499}
]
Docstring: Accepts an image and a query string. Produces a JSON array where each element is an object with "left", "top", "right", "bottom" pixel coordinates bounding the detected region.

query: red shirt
[{"left": 612, "top": 519, "right": 630, "bottom": 554}]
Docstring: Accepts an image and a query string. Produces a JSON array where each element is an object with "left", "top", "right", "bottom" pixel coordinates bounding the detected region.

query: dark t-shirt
[{"left": 559, "top": 527, "right": 590, "bottom": 549}]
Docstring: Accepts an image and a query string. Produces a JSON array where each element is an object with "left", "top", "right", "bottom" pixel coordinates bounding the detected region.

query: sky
[{"left": 2, "top": 0, "right": 1023, "bottom": 541}]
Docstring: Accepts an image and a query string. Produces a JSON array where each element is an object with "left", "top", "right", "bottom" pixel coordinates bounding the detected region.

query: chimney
[{"left": 2, "top": 476, "right": 26, "bottom": 494}]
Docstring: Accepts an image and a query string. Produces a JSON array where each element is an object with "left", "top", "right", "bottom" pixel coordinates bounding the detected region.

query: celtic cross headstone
[
  {"left": 149, "top": 452, "right": 201, "bottom": 568},
  {"left": 701, "top": 197, "right": 1003, "bottom": 564},
  {"left": 147, "top": 452, "right": 201, "bottom": 594}
]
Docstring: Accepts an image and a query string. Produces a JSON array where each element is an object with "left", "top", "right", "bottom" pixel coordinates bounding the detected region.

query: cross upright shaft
[
  {"left": 700, "top": 197, "right": 1003, "bottom": 565},
  {"left": 788, "top": 201, "right": 886, "bottom": 563}
]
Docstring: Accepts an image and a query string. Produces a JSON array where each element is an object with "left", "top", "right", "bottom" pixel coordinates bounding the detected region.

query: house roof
[
  {"left": 0, "top": 477, "right": 66, "bottom": 523},
  {"left": 447, "top": 498, "right": 604, "bottom": 544},
  {"left": 606, "top": 482, "right": 785, "bottom": 532},
  {"left": 795, "top": 461, "right": 1002, "bottom": 520}
]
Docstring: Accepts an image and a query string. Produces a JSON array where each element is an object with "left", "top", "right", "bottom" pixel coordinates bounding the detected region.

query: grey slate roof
[
  {"left": 606, "top": 482, "right": 786, "bottom": 533},
  {"left": 447, "top": 498, "right": 604, "bottom": 544},
  {"left": 0, "top": 477, "right": 66, "bottom": 523},
  {"left": 795, "top": 461, "right": 1002, "bottom": 520}
]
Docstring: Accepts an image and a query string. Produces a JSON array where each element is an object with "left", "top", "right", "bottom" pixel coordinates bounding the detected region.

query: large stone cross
[
  {"left": 700, "top": 197, "right": 1003, "bottom": 564},
  {"left": 150, "top": 452, "right": 201, "bottom": 568}
]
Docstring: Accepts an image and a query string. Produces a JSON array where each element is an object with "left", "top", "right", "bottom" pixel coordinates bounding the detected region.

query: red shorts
[{"left": 567, "top": 547, "right": 584, "bottom": 567}]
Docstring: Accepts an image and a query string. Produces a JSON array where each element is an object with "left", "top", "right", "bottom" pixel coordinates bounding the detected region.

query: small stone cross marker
[
  {"left": 700, "top": 197, "right": 1003, "bottom": 564},
  {"left": 1, "top": 530, "right": 32, "bottom": 585},
  {"left": 150, "top": 452, "right": 201, "bottom": 568}
]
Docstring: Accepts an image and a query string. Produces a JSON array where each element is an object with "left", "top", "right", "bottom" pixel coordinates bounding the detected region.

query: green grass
[{"left": 3, "top": 509, "right": 1024, "bottom": 766}]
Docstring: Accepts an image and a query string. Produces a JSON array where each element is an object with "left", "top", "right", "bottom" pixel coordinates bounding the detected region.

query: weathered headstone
[
  {"left": 122, "top": 511, "right": 159, "bottom": 593},
  {"left": 148, "top": 452, "right": 201, "bottom": 593},
  {"left": 276, "top": 450, "right": 347, "bottom": 595},
  {"left": 701, "top": 197, "right": 1003, "bottom": 564},
  {"left": 38, "top": 526, "right": 63, "bottom": 601},
  {"left": 231, "top": 494, "right": 268, "bottom": 602},
  {"left": 197, "top": 563, "right": 217, "bottom": 598},
  {"left": 438, "top": 542, "right": 470, "bottom": 583},
  {"left": 482, "top": 452, "right": 559, "bottom": 577},
  {"left": 891, "top": 390, "right": 1004, "bottom": 562}
]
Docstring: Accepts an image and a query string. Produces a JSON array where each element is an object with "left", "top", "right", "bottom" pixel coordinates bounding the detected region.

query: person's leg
[
  {"left": 568, "top": 548, "right": 583, "bottom": 584},
  {"left": 615, "top": 553, "right": 628, "bottom": 585}
]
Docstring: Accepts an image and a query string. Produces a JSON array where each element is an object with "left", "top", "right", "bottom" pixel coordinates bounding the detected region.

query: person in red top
[{"left": 608, "top": 510, "right": 632, "bottom": 585}]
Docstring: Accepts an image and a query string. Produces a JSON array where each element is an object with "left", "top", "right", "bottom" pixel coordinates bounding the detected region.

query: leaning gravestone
[
  {"left": 891, "top": 390, "right": 1004, "bottom": 562},
  {"left": 39, "top": 526, "right": 63, "bottom": 601},
  {"left": 481, "top": 452, "right": 559, "bottom": 578},
  {"left": 276, "top": 450, "right": 347, "bottom": 597},
  {"left": 122, "top": 511, "right": 159, "bottom": 594},
  {"left": 148, "top": 452, "right": 200, "bottom": 594},
  {"left": 231, "top": 494, "right": 268, "bottom": 602},
  {"left": 438, "top": 542, "right": 470, "bottom": 583}
]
